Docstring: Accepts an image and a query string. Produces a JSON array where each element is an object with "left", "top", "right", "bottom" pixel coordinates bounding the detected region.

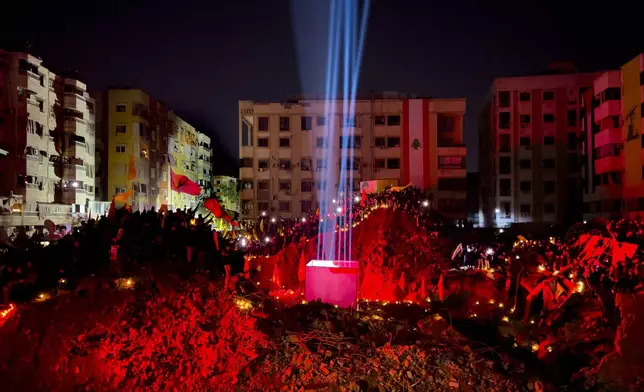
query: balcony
[
  {"left": 594, "top": 100, "right": 621, "bottom": 121},
  {"left": 64, "top": 118, "right": 86, "bottom": 134},
  {"left": 63, "top": 93, "right": 85, "bottom": 112},
  {"left": 595, "top": 155, "right": 624, "bottom": 175},
  {"left": 594, "top": 128, "right": 623, "bottom": 147}
]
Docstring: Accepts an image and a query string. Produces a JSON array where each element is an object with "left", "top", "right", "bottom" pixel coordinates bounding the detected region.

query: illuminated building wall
[
  {"left": 197, "top": 132, "right": 212, "bottom": 190},
  {"left": 98, "top": 88, "right": 203, "bottom": 211},
  {"left": 238, "top": 93, "right": 467, "bottom": 220},
  {"left": 581, "top": 54, "right": 644, "bottom": 220},
  {"left": 212, "top": 175, "right": 239, "bottom": 213},
  {"left": 479, "top": 71, "right": 600, "bottom": 227},
  {"left": 0, "top": 50, "right": 96, "bottom": 225}
]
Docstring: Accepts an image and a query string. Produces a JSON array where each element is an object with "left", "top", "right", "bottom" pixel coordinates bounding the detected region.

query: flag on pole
[
  {"left": 213, "top": 231, "right": 220, "bottom": 251},
  {"left": 204, "top": 198, "right": 238, "bottom": 227},
  {"left": 107, "top": 197, "right": 116, "bottom": 221},
  {"left": 438, "top": 274, "right": 445, "bottom": 301},
  {"left": 170, "top": 169, "right": 202, "bottom": 196},
  {"left": 114, "top": 189, "right": 133, "bottom": 203}
]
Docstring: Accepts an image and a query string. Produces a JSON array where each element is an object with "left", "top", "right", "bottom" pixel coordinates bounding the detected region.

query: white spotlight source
[
  {"left": 261, "top": 211, "right": 267, "bottom": 217},
  {"left": 301, "top": 217, "right": 306, "bottom": 223},
  {"left": 264, "top": 236, "right": 271, "bottom": 243},
  {"left": 486, "top": 248, "right": 494, "bottom": 256},
  {"left": 499, "top": 228, "right": 505, "bottom": 233},
  {"left": 354, "top": 196, "right": 360, "bottom": 203},
  {"left": 240, "top": 238, "right": 247, "bottom": 247},
  {"left": 270, "top": 217, "right": 276, "bottom": 223},
  {"left": 332, "top": 199, "right": 337, "bottom": 204},
  {"left": 71, "top": 181, "right": 79, "bottom": 188},
  {"left": 422, "top": 200, "right": 429, "bottom": 207},
  {"left": 495, "top": 208, "right": 501, "bottom": 214},
  {"left": 336, "top": 206, "right": 343, "bottom": 213}
]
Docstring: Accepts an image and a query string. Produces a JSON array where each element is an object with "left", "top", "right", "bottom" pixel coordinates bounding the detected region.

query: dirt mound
[{"left": 248, "top": 207, "right": 452, "bottom": 302}]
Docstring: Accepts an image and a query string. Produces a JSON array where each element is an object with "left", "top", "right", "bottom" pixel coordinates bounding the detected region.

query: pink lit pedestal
[{"left": 305, "top": 260, "right": 359, "bottom": 308}]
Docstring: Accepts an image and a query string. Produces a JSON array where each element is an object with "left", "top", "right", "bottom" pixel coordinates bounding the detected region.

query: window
[
  {"left": 611, "top": 115, "right": 621, "bottom": 128},
  {"left": 499, "top": 157, "right": 511, "bottom": 174},
  {"left": 499, "top": 134, "right": 511, "bottom": 152},
  {"left": 279, "top": 159, "right": 291, "bottom": 170},
  {"left": 375, "top": 137, "right": 386, "bottom": 147},
  {"left": 520, "top": 136, "right": 531, "bottom": 147},
  {"left": 544, "top": 181, "right": 555, "bottom": 194},
  {"left": 343, "top": 116, "right": 356, "bottom": 127},
  {"left": 258, "top": 180, "right": 269, "bottom": 190},
  {"left": 567, "top": 110, "right": 577, "bottom": 127},
  {"left": 438, "top": 156, "right": 465, "bottom": 169},
  {"left": 437, "top": 114, "right": 454, "bottom": 133},
  {"left": 502, "top": 202, "right": 511, "bottom": 217},
  {"left": 567, "top": 133, "right": 577, "bottom": 150},
  {"left": 387, "top": 137, "right": 400, "bottom": 148},
  {"left": 387, "top": 115, "right": 401, "bottom": 126},
  {"left": 438, "top": 178, "right": 467, "bottom": 191},
  {"left": 387, "top": 158, "right": 400, "bottom": 169},
  {"left": 316, "top": 158, "right": 327, "bottom": 169},
  {"left": 316, "top": 180, "right": 327, "bottom": 190},
  {"left": 258, "top": 138, "right": 269, "bottom": 147},
  {"left": 279, "top": 117, "right": 290, "bottom": 131},
  {"left": 242, "top": 121, "right": 253, "bottom": 146},
  {"left": 519, "top": 159, "right": 531, "bottom": 169},
  {"left": 279, "top": 137, "right": 290, "bottom": 148},
  {"left": 498, "top": 91, "right": 510, "bottom": 107},
  {"left": 339, "top": 135, "right": 361, "bottom": 148},
  {"left": 258, "top": 117, "right": 269, "bottom": 131},
  {"left": 520, "top": 181, "right": 532, "bottom": 192},
  {"left": 301, "top": 180, "right": 313, "bottom": 192},
  {"left": 601, "top": 87, "right": 621, "bottom": 101},
  {"left": 520, "top": 204, "right": 531, "bottom": 214},
  {"left": 567, "top": 153, "right": 578, "bottom": 171},
  {"left": 316, "top": 137, "right": 327, "bottom": 148},
  {"left": 279, "top": 201, "right": 291, "bottom": 212},
  {"left": 316, "top": 116, "right": 326, "bottom": 126},
  {"left": 374, "top": 116, "right": 386, "bottom": 125},
  {"left": 519, "top": 114, "right": 531, "bottom": 124},
  {"left": 543, "top": 159, "right": 555, "bottom": 169},
  {"left": 543, "top": 136, "right": 555, "bottom": 145},
  {"left": 279, "top": 180, "right": 291, "bottom": 191},
  {"left": 500, "top": 179, "right": 511, "bottom": 196},
  {"left": 116, "top": 145, "right": 126, "bottom": 153},
  {"left": 258, "top": 160, "right": 269, "bottom": 169},
  {"left": 543, "top": 113, "right": 555, "bottom": 123},
  {"left": 38, "top": 101, "right": 44, "bottom": 112},
  {"left": 301, "top": 157, "right": 312, "bottom": 171},
  {"left": 544, "top": 204, "right": 555, "bottom": 214},
  {"left": 115, "top": 125, "right": 126, "bottom": 134},
  {"left": 374, "top": 159, "right": 386, "bottom": 168},
  {"left": 301, "top": 200, "right": 313, "bottom": 213},
  {"left": 342, "top": 157, "right": 360, "bottom": 170},
  {"left": 499, "top": 112, "right": 510, "bottom": 129},
  {"left": 301, "top": 116, "right": 312, "bottom": 131},
  {"left": 543, "top": 91, "right": 555, "bottom": 101},
  {"left": 519, "top": 92, "right": 531, "bottom": 101},
  {"left": 116, "top": 104, "right": 126, "bottom": 112},
  {"left": 257, "top": 201, "right": 269, "bottom": 212}
]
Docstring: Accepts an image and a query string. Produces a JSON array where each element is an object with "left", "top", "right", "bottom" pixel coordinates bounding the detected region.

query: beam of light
[{"left": 317, "top": 0, "right": 370, "bottom": 262}]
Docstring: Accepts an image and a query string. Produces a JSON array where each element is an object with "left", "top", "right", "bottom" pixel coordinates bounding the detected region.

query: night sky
[{"left": 3, "top": 0, "right": 642, "bottom": 175}]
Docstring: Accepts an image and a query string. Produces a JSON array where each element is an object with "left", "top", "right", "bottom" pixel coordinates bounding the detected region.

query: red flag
[
  {"left": 360, "top": 189, "right": 367, "bottom": 207},
  {"left": 128, "top": 156, "right": 137, "bottom": 180},
  {"left": 438, "top": 274, "right": 445, "bottom": 301},
  {"left": 170, "top": 169, "right": 201, "bottom": 196},
  {"left": 204, "top": 198, "right": 238, "bottom": 227}
]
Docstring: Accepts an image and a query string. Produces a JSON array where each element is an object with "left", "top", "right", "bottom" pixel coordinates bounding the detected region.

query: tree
[{"left": 216, "top": 179, "right": 239, "bottom": 213}]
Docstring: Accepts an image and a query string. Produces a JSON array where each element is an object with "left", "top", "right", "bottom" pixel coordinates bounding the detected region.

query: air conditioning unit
[{"left": 258, "top": 168, "right": 264, "bottom": 172}]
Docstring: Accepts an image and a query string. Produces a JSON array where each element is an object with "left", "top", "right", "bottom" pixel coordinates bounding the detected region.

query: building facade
[
  {"left": 197, "top": 132, "right": 212, "bottom": 190},
  {"left": 96, "top": 89, "right": 209, "bottom": 211},
  {"left": 479, "top": 72, "right": 600, "bottom": 228},
  {"left": 212, "top": 175, "right": 239, "bottom": 214},
  {"left": 581, "top": 54, "right": 644, "bottom": 220},
  {"left": 238, "top": 94, "right": 467, "bottom": 220},
  {"left": 0, "top": 51, "right": 95, "bottom": 226}
]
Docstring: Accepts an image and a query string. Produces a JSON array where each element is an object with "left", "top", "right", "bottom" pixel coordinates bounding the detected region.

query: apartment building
[
  {"left": 479, "top": 70, "right": 600, "bottom": 228},
  {"left": 96, "top": 89, "right": 209, "bottom": 211},
  {"left": 212, "top": 175, "right": 239, "bottom": 214},
  {"left": 581, "top": 54, "right": 644, "bottom": 220},
  {"left": 0, "top": 50, "right": 95, "bottom": 226},
  {"left": 197, "top": 132, "right": 212, "bottom": 189},
  {"left": 238, "top": 94, "right": 467, "bottom": 220}
]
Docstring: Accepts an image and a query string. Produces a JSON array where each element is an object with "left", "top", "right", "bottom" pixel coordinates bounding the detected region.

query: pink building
[{"left": 479, "top": 69, "right": 600, "bottom": 227}]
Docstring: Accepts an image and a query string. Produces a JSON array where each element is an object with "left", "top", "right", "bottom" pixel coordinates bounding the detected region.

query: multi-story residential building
[
  {"left": 197, "top": 132, "right": 212, "bottom": 190},
  {"left": 96, "top": 88, "right": 205, "bottom": 211},
  {"left": 479, "top": 70, "right": 600, "bottom": 228},
  {"left": 212, "top": 175, "right": 239, "bottom": 214},
  {"left": 581, "top": 54, "right": 644, "bottom": 220},
  {"left": 238, "top": 93, "right": 467, "bottom": 220},
  {"left": 0, "top": 50, "right": 95, "bottom": 226}
]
